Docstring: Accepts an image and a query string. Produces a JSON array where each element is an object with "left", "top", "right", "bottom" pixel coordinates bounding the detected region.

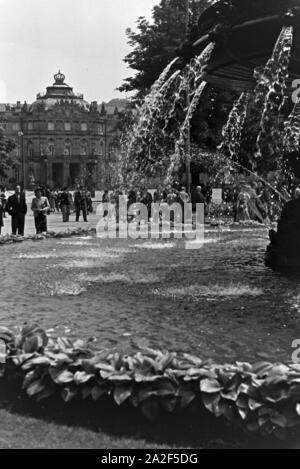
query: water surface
[{"left": 1, "top": 226, "right": 299, "bottom": 364}]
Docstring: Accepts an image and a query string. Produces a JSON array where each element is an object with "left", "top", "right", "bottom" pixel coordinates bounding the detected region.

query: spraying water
[
  {"left": 123, "top": 42, "right": 216, "bottom": 187},
  {"left": 218, "top": 92, "right": 250, "bottom": 160},
  {"left": 255, "top": 25, "right": 294, "bottom": 160}
]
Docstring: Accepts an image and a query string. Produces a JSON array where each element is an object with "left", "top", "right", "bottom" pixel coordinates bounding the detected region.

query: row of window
[
  {"left": 0, "top": 121, "right": 106, "bottom": 134},
  {"left": 26, "top": 141, "right": 118, "bottom": 157}
]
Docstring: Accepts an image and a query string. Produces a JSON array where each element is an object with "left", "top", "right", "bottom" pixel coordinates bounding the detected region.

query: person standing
[
  {"left": 178, "top": 186, "right": 190, "bottom": 223},
  {"left": 49, "top": 190, "right": 56, "bottom": 212},
  {"left": 86, "top": 190, "right": 93, "bottom": 214},
  {"left": 6, "top": 185, "right": 27, "bottom": 236},
  {"left": 60, "top": 188, "right": 71, "bottom": 222},
  {"left": 31, "top": 188, "right": 50, "bottom": 234},
  {"left": 153, "top": 186, "right": 164, "bottom": 204},
  {"left": 140, "top": 188, "right": 153, "bottom": 221},
  {"left": 0, "top": 187, "right": 7, "bottom": 218},
  {"left": 0, "top": 197, "right": 4, "bottom": 235},
  {"left": 74, "top": 187, "right": 88, "bottom": 222},
  {"left": 236, "top": 188, "right": 251, "bottom": 222}
]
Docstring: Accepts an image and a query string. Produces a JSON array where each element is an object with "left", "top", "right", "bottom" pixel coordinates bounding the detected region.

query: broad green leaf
[
  {"left": 160, "top": 396, "right": 178, "bottom": 413},
  {"left": 238, "top": 407, "right": 249, "bottom": 421},
  {"left": 248, "top": 399, "right": 264, "bottom": 411},
  {"left": 82, "top": 385, "right": 93, "bottom": 399},
  {"left": 268, "top": 364, "right": 290, "bottom": 377},
  {"left": 26, "top": 379, "right": 46, "bottom": 397},
  {"left": 73, "top": 340, "right": 86, "bottom": 349},
  {"left": 22, "top": 356, "right": 51, "bottom": 371},
  {"left": 140, "top": 398, "right": 159, "bottom": 421},
  {"left": 22, "top": 370, "right": 37, "bottom": 389},
  {"left": 157, "top": 353, "right": 176, "bottom": 372},
  {"left": 252, "top": 362, "right": 273, "bottom": 377},
  {"left": 180, "top": 390, "right": 196, "bottom": 408},
  {"left": 202, "top": 393, "right": 221, "bottom": 416},
  {"left": 49, "top": 367, "right": 73, "bottom": 384},
  {"left": 36, "top": 386, "right": 56, "bottom": 401},
  {"left": 200, "top": 379, "right": 222, "bottom": 393},
  {"left": 220, "top": 390, "right": 238, "bottom": 401},
  {"left": 91, "top": 384, "right": 107, "bottom": 401},
  {"left": 23, "top": 336, "right": 43, "bottom": 354},
  {"left": 182, "top": 353, "right": 202, "bottom": 367},
  {"left": 114, "top": 384, "right": 133, "bottom": 405},
  {"left": 74, "top": 371, "right": 94, "bottom": 385},
  {"left": 270, "top": 413, "right": 288, "bottom": 429},
  {"left": 61, "top": 386, "right": 78, "bottom": 402}
]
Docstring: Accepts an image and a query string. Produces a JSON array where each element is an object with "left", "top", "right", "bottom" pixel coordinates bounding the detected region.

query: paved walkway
[{"left": 1, "top": 211, "right": 99, "bottom": 237}]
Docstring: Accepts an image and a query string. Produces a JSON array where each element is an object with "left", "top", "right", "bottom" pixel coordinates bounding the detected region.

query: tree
[
  {"left": 0, "top": 128, "right": 17, "bottom": 180},
  {"left": 119, "top": 0, "right": 212, "bottom": 98}
]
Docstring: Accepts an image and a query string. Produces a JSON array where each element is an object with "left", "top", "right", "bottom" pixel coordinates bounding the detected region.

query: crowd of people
[
  {"left": 102, "top": 181, "right": 284, "bottom": 224},
  {"left": 0, "top": 179, "right": 292, "bottom": 237},
  {"left": 0, "top": 184, "right": 94, "bottom": 236}
]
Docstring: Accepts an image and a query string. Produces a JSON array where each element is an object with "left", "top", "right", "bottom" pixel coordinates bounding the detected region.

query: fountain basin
[{"left": 193, "top": 0, "right": 300, "bottom": 90}]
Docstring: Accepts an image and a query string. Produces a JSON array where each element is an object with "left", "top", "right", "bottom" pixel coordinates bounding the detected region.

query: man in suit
[
  {"left": 6, "top": 185, "right": 27, "bottom": 236},
  {"left": 74, "top": 187, "right": 88, "bottom": 222}
]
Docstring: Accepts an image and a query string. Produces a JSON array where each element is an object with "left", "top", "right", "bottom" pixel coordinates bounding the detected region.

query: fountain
[
  {"left": 192, "top": 0, "right": 300, "bottom": 270},
  {"left": 191, "top": 0, "right": 300, "bottom": 91},
  {"left": 122, "top": 0, "right": 300, "bottom": 269}
]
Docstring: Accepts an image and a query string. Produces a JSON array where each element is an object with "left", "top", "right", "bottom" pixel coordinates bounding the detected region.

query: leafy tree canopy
[
  {"left": 0, "top": 128, "right": 17, "bottom": 179},
  {"left": 119, "top": 0, "right": 212, "bottom": 98}
]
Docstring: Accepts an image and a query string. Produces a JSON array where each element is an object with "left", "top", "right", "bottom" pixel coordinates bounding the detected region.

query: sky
[{"left": 0, "top": 0, "right": 159, "bottom": 103}]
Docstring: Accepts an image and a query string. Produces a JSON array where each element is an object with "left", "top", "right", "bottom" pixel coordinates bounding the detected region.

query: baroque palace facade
[{"left": 0, "top": 71, "right": 126, "bottom": 190}]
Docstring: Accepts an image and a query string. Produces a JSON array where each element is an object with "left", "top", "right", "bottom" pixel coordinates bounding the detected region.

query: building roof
[
  {"left": 29, "top": 71, "right": 90, "bottom": 112},
  {"left": 0, "top": 73, "right": 132, "bottom": 115}
]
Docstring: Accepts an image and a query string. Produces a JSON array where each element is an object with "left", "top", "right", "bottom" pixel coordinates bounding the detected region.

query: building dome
[{"left": 30, "top": 71, "right": 90, "bottom": 111}]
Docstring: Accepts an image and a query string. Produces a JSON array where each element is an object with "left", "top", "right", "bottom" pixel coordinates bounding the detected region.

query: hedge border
[{"left": 0, "top": 325, "right": 300, "bottom": 441}]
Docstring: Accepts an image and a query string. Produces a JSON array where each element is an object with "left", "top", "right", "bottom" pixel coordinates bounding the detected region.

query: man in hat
[{"left": 6, "top": 185, "right": 27, "bottom": 236}]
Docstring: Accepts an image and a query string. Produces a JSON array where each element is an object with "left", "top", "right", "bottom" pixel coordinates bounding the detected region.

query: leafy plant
[{"left": 1, "top": 324, "right": 300, "bottom": 440}]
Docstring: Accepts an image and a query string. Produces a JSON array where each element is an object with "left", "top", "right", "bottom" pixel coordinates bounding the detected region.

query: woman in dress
[{"left": 31, "top": 188, "right": 50, "bottom": 234}]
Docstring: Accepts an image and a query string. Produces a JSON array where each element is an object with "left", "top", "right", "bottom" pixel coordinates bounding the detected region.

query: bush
[{"left": 1, "top": 324, "right": 300, "bottom": 440}]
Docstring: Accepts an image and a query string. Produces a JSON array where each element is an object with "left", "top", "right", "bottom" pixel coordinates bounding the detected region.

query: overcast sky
[{"left": 0, "top": 0, "right": 158, "bottom": 103}]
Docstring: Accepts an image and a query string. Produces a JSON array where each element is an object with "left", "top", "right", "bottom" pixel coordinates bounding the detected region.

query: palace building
[{"left": 0, "top": 71, "right": 127, "bottom": 190}]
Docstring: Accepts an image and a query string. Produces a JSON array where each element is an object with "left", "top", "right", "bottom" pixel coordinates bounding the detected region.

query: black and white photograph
[{"left": 0, "top": 0, "right": 300, "bottom": 454}]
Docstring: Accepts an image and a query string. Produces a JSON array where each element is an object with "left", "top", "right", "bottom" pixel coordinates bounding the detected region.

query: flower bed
[
  {"left": 0, "top": 221, "right": 271, "bottom": 247},
  {"left": 0, "top": 228, "right": 97, "bottom": 245},
  {"left": 0, "top": 325, "right": 300, "bottom": 440}
]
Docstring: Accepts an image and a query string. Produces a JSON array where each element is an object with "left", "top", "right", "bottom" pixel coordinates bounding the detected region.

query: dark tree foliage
[
  {"left": 119, "top": 0, "right": 238, "bottom": 156},
  {"left": 0, "top": 128, "right": 17, "bottom": 179},
  {"left": 119, "top": 0, "right": 212, "bottom": 97}
]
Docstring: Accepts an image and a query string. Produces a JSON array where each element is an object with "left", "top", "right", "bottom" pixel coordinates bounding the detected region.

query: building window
[
  {"left": 98, "top": 124, "right": 105, "bottom": 135},
  {"left": 99, "top": 141, "right": 104, "bottom": 155},
  {"left": 28, "top": 122, "right": 33, "bottom": 131},
  {"left": 48, "top": 122, "right": 55, "bottom": 131},
  {"left": 81, "top": 122, "right": 88, "bottom": 132},
  {"left": 12, "top": 123, "right": 20, "bottom": 131},
  {"left": 65, "top": 122, "right": 71, "bottom": 131}
]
